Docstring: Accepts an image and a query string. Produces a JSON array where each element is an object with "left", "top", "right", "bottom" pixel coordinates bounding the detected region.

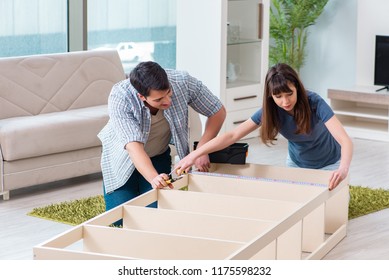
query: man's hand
[
  {"left": 150, "top": 173, "right": 174, "bottom": 189},
  {"left": 194, "top": 154, "right": 211, "bottom": 172}
]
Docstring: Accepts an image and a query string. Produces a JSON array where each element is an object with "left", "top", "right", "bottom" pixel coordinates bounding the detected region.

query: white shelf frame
[
  {"left": 328, "top": 87, "right": 389, "bottom": 141},
  {"left": 176, "top": 0, "right": 269, "bottom": 139},
  {"left": 33, "top": 163, "right": 349, "bottom": 260}
]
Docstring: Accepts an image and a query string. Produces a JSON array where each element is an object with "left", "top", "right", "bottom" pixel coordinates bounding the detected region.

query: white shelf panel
[
  {"left": 329, "top": 87, "right": 389, "bottom": 141},
  {"left": 339, "top": 119, "right": 388, "bottom": 132},
  {"left": 227, "top": 79, "right": 260, "bottom": 88},
  {"left": 344, "top": 127, "right": 389, "bottom": 142},
  {"left": 227, "top": 38, "right": 262, "bottom": 45},
  {"left": 333, "top": 107, "right": 389, "bottom": 120}
]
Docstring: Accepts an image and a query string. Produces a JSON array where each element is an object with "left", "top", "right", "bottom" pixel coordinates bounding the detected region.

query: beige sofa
[{"left": 0, "top": 50, "right": 126, "bottom": 199}]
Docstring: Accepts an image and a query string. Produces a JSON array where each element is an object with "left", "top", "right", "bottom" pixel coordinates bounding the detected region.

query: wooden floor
[{"left": 1, "top": 136, "right": 389, "bottom": 260}]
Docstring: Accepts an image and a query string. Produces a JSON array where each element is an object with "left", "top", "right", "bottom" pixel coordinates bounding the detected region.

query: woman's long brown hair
[{"left": 260, "top": 63, "right": 311, "bottom": 145}]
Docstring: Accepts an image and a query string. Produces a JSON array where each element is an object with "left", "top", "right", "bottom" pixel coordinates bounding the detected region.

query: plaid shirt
[{"left": 98, "top": 69, "right": 223, "bottom": 193}]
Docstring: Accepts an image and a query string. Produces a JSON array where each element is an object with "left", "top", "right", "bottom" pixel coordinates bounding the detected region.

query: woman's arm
[
  {"left": 325, "top": 115, "right": 353, "bottom": 190},
  {"left": 174, "top": 118, "right": 259, "bottom": 174}
]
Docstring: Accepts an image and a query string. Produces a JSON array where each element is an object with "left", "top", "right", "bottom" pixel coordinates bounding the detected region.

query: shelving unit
[
  {"left": 33, "top": 163, "right": 349, "bottom": 260},
  {"left": 177, "top": 0, "right": 269, "bottom": 140},
  {"left": 328, "top": 86, "right": 389, "bottom": 141}
]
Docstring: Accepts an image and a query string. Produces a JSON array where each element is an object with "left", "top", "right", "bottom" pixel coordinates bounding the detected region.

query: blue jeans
[{"left": 103, "top": 147, "right": 171, "bottom": 226}]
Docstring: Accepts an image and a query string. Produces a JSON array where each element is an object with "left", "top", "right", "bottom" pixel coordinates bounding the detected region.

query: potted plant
[{"left": 269, "top": 0, "right": 328, "bottom": 73}]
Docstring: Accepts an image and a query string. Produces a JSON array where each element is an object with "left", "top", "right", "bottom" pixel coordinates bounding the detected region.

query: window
[
  {"left": 0, "top": 0, "right": 177, "bottom": 72},
  {"left": 88, "top": 0, "right": 177, "bottom": 72},
  {"left": 0, "top": 0, "right": 67, "bottom": 57}
]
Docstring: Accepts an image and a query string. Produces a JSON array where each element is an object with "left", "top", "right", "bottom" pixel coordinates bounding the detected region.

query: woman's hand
[
  {"left": 324, "top": 116, "right": 352, "bottom": 191},
  {"left": 174, "top": 153, "right": 197, "bottom": 175},
  {"left": 328, "top": 167, "right": 348, "bottom": 190}
]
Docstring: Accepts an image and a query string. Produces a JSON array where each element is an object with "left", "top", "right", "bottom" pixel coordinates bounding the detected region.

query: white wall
[
  {"left": 356, "top": 0, "right": 389, "bottom": 86},
  {"left": 299, "top": 0, "right": 357, "bottom": 98},
  {"left": 300, "top": 0, "right": 389, "bottom": 98}
]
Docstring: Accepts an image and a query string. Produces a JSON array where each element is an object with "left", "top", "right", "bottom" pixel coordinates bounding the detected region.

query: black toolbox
[{"left": 193, "top": 141, "right": 249, "bottom": 164}]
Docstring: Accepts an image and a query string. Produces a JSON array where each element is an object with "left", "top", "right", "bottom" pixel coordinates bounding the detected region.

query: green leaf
[{"left": 269, "top": 0, "right": 329, "bottom": 72}]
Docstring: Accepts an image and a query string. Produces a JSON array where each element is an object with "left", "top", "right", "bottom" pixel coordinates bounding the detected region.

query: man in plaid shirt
[{"left": 98, "top": 61, "right": 225, "bottom": 221}]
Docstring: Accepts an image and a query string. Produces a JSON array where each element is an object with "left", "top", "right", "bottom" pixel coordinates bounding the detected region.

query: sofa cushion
[
  {"left": 0, "top": 105, "right": 108, "bottom": 161},
  {"left": 0, "top": 50, "right": 125, "bottom": 119}
]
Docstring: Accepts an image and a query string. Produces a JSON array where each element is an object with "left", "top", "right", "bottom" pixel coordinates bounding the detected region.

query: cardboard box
[{"left": 33, "top": 163, "right": 349, "bottom": 260}]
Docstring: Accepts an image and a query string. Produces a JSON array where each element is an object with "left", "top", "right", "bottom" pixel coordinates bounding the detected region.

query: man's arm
[
  {"left": 197, "top": 105, "right": 226, "bottom": 145},
  {"left": 125, "top": 142, "right": 172, "bottom": 189},
  {"left": 193, "top": 105, "right": 226, "bottom": 171}
]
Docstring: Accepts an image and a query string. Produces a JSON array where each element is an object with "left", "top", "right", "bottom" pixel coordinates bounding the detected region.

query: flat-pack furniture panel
[
  {"left": 122, "top": 205, "right": 276, "bottom": 243},
  {"left": 186, "top": 172, "right": 324, "bottom": 203},
  {"left": 225, "top": 163, "right": 349, "bottom": 229},
  {"left": 157, "top": 189, "right": 306, "bottom": 259},
  {"left": 207, "top": 163, "right": 332, "bottom": 185},
  {"left": 175, "top": 172, "right": 327, "bottom": 253},
  {"left": 172, "top": 165, "right": 348, "bottom": 259},
  {"left": 250, "top": 241, "right": 276, "bottom": 260},
  {"left": 302, "top": 204, "right": 325, "bottom": 252},
  {"left": 82, "top": 225, "right": 244, "bottom": 260},
  {"left": 158, "top": 189, "right": 303, "bottom": 221},
  {"left": 324, "top": 185, "right": 349, "bottom": 233},
  {"left": 276, "top": 221, "right": 302, "bottom": 260},
  {"left": 33, "top": 163, "right": 349, "bottom": 260}
]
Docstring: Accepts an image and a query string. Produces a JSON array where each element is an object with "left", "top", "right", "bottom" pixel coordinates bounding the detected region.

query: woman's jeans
[{"left": 103, "top": 147, "right": 171, "bottom": 226}]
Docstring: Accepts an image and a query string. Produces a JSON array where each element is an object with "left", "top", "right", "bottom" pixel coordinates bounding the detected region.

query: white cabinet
[
  {"left": 177, "top": 0, "right": 269, "bottom": 140},
  {"left": 328, "top": 86, "right": 389, "bottom": 142}
]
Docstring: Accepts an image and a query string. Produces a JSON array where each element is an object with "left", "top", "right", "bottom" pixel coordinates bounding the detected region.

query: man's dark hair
[{"left": 129, "top": 61, "right": 170, "bottom": 97}]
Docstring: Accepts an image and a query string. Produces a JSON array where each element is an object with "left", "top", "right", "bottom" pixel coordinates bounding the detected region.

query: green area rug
[
  {"left": 28, "top": 195, "right": 106, "bottom": 226},
  {"left": 28, "top": 185, "right": 389, "bottom": 226}
]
